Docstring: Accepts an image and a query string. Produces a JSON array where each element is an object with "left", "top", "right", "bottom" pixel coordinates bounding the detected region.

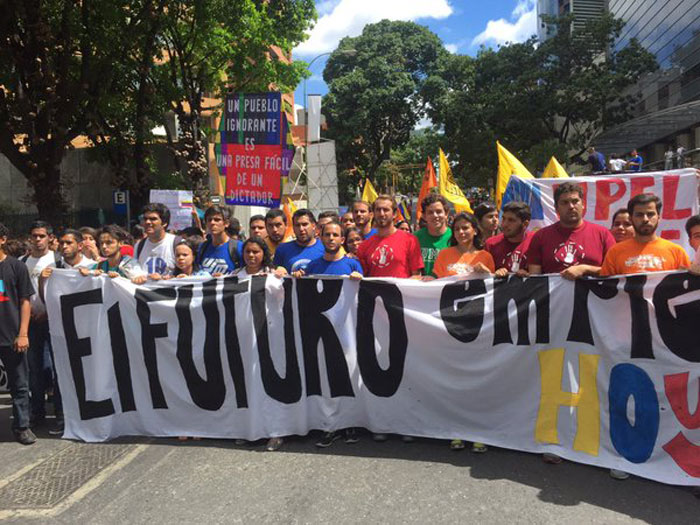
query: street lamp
[
  {"left": 301, "top": 49, "right": 356, "bottom": 210},
  {"left": 302, "top": 48, "right": 356, "bottom": 145}
]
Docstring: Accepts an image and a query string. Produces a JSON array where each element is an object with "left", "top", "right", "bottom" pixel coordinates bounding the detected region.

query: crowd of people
[{"left": 1, "top": 184, "right": 699, "bottom": 482}]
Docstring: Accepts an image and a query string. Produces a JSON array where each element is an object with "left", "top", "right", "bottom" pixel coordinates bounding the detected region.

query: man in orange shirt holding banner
[{"left": 600, "top": 194, "right": 690, "bottom": 277}]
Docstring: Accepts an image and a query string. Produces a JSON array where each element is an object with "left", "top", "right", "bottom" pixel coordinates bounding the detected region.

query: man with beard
[
  {"left": 351, "top": 200, "right": 377, "bottom": 239},
  {"left": 273, "top": 209, "right": 324, "bottom": 273},
  {"left": 264, "top": 209, "right": 292, "bottom": 258},
  {"left": 526, "top": 182, "right": 615, "bottom": 280},
  {"left": 485, "top": 201, "right": 532, "bottom": 276},
  {"left": 357, "top": 195, "right": 423, "bottom": 279},
  {"left": 600, "top": 194, "right": 689, "bottom": 276},
  {"left": 414, "top": 194, "right": 451, "bottom": 277}
]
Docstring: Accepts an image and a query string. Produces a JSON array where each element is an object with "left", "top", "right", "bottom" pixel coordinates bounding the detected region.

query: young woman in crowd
[
  {"left": 343, "top": 226, "right": 363, "bottom": 258},
  {"left": 430, "top": 213, "right": 494, "bottom": 452},
  {"left": 233, "top": 237, "right": 274, "bottom": 279},
  {"left": 396, "top": 220, "right": 412, "bottom": 233},
  {"left": 156, "top": 238, "right": 209, "bottom": 279},
  {"left": 432, "top": 213, "right": 495, "bottom": 279},
  {"left": 610, "top": 208, "right": 634, "bottom": 243},
  {"left": 79, "top": 226, "right": 102, "bottom": 261},
  {"left": 474, "top": 202, "right": 500, "bottom": 241}
]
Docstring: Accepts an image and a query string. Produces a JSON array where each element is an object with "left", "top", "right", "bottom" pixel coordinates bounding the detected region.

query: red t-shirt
[
  {"left": 485, "top": 232, "right": 533, "bottom": 272},
  {"left": 526, "top": 221, "right": 616, "bottom": 274},
  {"left": 357, "top": 229, "right": 424, "bottom": 278}
]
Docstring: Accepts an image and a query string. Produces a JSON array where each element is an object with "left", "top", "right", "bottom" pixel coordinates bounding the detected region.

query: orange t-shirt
[
  {"left": 432, "top": 247, "right": 495, "bottom": 278},
  {"left": 600, "top": 237, "right": 690, "bottom": 276}
]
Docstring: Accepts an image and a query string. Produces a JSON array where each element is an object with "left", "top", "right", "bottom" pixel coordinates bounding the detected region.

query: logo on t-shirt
[
  {"left": 554, "top": 241, "right": 585, "bottom": 267},
  {"left": 291, "top": 258, "right": 313, "bottom": 272},
  {"left": 446, "top": 262, "right": 475, "bottom": 275},
  {"left": 624, "top": 254, "right": 665, "bottom": 270},
  {"left": 0, "top": 280, "right": 8, "bottom": 302},
  {"left": 505, "top": 249, "right": 526, "bottom": 272},
  {"left": 371, "top": 245, "right": 395, "bottom": 269},
  {"left": 202, "top": 257, "right": 231, "bottom": 275},
  {"left": 145, "top": 257, "right": 168, "bottom": 275}
]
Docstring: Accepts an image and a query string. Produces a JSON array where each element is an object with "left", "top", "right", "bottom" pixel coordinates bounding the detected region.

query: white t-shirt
[
  {"left": 63, "top": 255, "right": 96, "bottom": 269},
  {"left": 233, "top": 266, "right": 269, "bottom": 280},
  {"left": 24, "top": 251, "right": 57, "bottom": 315},
  {"left": 137, "top": 233, "right": 176, "bottom": 275},
  {"left": 609, "top": 158, "right": 626, "bottom": 172}
]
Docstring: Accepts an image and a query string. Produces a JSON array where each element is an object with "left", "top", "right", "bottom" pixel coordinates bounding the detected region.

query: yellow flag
[
  {"left": 496, "top": 141, "right": 534, "bottom": 209},
  {"left": 543, "top": 156, "right": 570, "bottom": 179},
  {"left": 438, "top": 149, "right": 473, "bottom": 213},
  {"left": 361, "top": 178, "right": 378, "bottom": 204}
]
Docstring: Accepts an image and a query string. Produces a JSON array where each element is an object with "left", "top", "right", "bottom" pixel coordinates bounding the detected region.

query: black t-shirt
[{"left": 0, "top": 256, "right": 35, "bottom": 347}]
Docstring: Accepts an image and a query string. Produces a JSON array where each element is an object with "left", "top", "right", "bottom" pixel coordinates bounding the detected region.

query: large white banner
[
  {"left": 46, "top": 271, "right": 700, "bottom": 486},
  {"left": 501, "top": 169, "right": 700, "bottom": 255}
]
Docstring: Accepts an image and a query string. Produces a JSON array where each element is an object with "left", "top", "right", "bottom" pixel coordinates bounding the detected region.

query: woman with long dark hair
[
  {"left": 233, "top": 236, "right": 274, "bottom": 279},
  {"left": 432, "top": 212, "right": 495, "bottom": 278}
]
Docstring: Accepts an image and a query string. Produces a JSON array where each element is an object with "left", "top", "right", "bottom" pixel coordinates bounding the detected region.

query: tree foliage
[
  {"left": 323, "top": 20, "right": 448, "bottom": 185},
  {"left": 0, "top": 0, "right": 316, "bottom": 219},
  {"left": 426, "top": 13, "right": 658, "bottom": 184}
]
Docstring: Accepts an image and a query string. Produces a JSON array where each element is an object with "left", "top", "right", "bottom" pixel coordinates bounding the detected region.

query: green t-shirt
[{"left": 414, "top": 227, "right": 452, "bottom": 276}]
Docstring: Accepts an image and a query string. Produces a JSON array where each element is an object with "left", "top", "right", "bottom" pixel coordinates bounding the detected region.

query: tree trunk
[{"left": 30, "top": 163, "right": 66, "bottom": 226}]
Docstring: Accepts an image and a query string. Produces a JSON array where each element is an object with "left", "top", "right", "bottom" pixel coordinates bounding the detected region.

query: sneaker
[
  {"left": 266, "top": 437, "right": 284, "bottom": 451},
  {"left": 344, "top": 428, "right": 360, "bottom": 444},
  {"left": 471, "top": 442, "right": 488, "bottom": 453},
  {"left": 48, "top": 417, "right": 64, "bottom": 436},
  {"left": 401, "top": 435, "right": 415, "bottom": 443},
  {"left": 14, "top": 428, "right": 37, "bottom": 445},
  {"left": 372, "top": 433, "right": 388, "bottom": 442},
  {"left": 542, "top": 453, "right": 563, "bottom": 464},
  {"left": 316, "top": 431, "right": 341, "bottom": 448},
  {"left": 450, "top": 439, "right": 465, "bottom": 450},
  {"left": 609, "top": 469, "right": 630, "bottom": 480}
]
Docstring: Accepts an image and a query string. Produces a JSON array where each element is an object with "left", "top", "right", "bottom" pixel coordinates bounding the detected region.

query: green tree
[
  {"left": 0, "top": 0, "right": 316, "bottom": 219},
  {"left": 427, "top": 13, "right": 657, "bottom": 183},
  {"left": 154, "top": 0, "right": 315, "bottom": 205},
  {"left": 0, "top": 1, "right": 152, "bottom": 221},
  {"left": 323, "top": 20, "right": 448, "bottom": 187}
]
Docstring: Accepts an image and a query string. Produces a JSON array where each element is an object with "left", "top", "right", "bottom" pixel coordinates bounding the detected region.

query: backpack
[{"left": 196, "top": 237, "right": 240, "bottom": 270}]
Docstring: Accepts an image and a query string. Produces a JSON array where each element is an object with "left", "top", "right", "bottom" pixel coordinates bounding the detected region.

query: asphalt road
[{"left": 0, "top": 395, "right": 697, "bottom": 524}]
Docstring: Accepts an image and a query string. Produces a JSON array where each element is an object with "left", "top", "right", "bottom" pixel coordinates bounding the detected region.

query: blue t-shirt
[
  {"left": 305, "top": 256, "right": 364, "bottom": 276},
  {"left": 589, "top": 151, "right": 606, "bottom": 172},
  {"left": 364, "top": 228, "right": 378, "bottom": 240},
  {"left": 629, "top": 154, "right": 643, "bottom": 172},
  {"left": 273, "top": 240, "right": 325, "bottom": 273},
  {"left": 199, "top": 239, "right": 243, "bottom": 275}
]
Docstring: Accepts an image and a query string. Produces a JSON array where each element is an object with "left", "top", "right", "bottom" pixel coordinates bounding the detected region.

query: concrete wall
[{"left": 0, "top": 149, "right": 115, "bottom": 215}]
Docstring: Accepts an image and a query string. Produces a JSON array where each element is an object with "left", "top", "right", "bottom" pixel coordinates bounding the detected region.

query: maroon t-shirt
[
  {"left": 357, "top": 229, "right": 424, "bottom": 278},
  {"left": 526, "top": 221, "right": 616, "bottom": 274},
  {"left": 485, "top": 231, "right": 533, "bottom": 272}
]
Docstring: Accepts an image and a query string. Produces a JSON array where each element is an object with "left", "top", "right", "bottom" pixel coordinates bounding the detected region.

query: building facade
[{"left": 593, "top": 0, "right": 700, "bottom": 165}]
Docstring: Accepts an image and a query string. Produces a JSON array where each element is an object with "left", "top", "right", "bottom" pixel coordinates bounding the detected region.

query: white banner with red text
[
  {"left": 46, "top": 271, "right": 700, "bottom": 486},
  {"left": 501, "top": 168, "right": 700, "bottom": 255}
]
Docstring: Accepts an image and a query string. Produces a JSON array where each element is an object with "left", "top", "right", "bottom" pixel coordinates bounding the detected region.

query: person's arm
[
  {"left": 38, "top": 266, "right": 53, "bottom": 303},
  {"left": 15, "top": 297, "right": 31, "bottom": 353},
  {"left": 560, "top": 264, "right": 600, "bottom": 280}
]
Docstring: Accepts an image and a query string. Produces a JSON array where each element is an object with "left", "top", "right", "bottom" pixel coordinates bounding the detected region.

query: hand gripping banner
[{"left": 45, "top": 271, "right": 700, "bottom": 486}]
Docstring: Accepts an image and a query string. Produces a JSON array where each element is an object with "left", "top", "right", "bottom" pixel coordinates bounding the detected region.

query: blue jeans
[{"left": 0, "top": 346, "right": 31, "bottom": 431}]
